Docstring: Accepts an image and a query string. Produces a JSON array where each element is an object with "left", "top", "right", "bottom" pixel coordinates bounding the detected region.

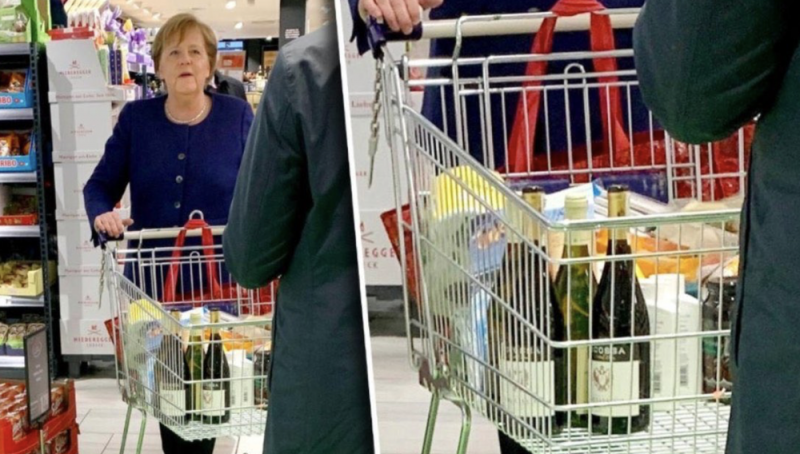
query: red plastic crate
[{"left": 0, "top": 381, "right": 77, "bottom": 454}]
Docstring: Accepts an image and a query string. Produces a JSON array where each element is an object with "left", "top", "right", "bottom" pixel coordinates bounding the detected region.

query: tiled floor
[{"left": 75, "top": 337, "right": 500, "bottom": 454}]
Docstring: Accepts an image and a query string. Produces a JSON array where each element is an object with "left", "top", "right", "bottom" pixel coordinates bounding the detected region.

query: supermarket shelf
[
  {"left": 0, "top": 225, "right": 39, "bottom": 238},
  {"left": 0, "top": 43, "right": 31, "bottom": 57},
  {"left": 0, "top": 108, "right": 33, "bottom": 121},
  {"left": 0, "top": 172, "right": 36, "bottom": 183},
  {"left": 0, "top": 356, "right": 24, "bottom": 368},
  {"left": 0, "top": 294, "right": 44, "bottom": 308}
]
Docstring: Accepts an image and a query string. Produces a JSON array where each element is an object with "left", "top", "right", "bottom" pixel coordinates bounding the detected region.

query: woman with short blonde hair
[{"left": 84, "top": 13, "right": 254, "bottom": 453}]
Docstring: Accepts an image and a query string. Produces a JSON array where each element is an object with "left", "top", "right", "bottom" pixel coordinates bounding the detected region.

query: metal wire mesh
[
  {"left": 381, "top": 26, "right": 743, "bottom": 453},
  {"left": 104, "top": 240, "right": 275, "bottom": 441}
]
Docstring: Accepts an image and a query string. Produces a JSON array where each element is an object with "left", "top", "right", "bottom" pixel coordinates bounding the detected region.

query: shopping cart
[
  {"left": 369, "top": 5, "right": 744, "bottom": 454},
  {"left": 100, "top": 212, "right": 276, "bottom": 454}
]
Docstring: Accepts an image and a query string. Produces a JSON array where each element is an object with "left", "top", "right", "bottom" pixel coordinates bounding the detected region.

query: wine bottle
[
  {"left": 494, "top": 186, "right": 567, "bottom": 440},
  {"left": 186, "top": 313, "right": 205, "bottom": 422},
  {"left": 590, "top": 185, "right": 651, "bottom": 435},
  {"left": 202, "top": 309, "right": 231, "bottom": 424},
  {"left": 156, "top": 310, "right": 190, "bottom": 425},
  {"left": 553, "top": 193, "right": 596, "bottom": 428}
]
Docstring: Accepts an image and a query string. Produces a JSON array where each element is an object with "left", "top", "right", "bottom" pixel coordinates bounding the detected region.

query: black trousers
[
  {"left": 499, "top": 430, "right": 526, "bottom": 454},
  {"left": 159, "top": 423, "right": 215, "bottom": 454}
]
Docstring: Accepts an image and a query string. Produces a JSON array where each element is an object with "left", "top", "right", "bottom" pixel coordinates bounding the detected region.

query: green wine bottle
[
  {"left": 494, "top": 186, "right": 567, "bottom": 441},
  {"left": 553, "top": 193, "right": 596, "bottom": 429},
  {"left": 202, "top": 309, "right": 231, "bottom": 424},
  {"left": 186, "top": 313, "right": 205, "bottom": 422},
  {"left": 156, "top": 310, "right": 190, "bottom": 425},
  {"left": 590, "top": 185, "right": 651, "bottom": 435}
]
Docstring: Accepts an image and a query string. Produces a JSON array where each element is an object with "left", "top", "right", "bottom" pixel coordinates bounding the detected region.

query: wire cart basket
[
  {"left": 101, "top": 214, "right": 276, "bottom": 454},
  {"left": 370, "top": 5, "right": 746, "bottom": 454}
]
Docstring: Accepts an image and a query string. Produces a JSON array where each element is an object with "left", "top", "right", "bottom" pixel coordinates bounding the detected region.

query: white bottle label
[
  {"left": 202, "top": 389, "right": 227, "bottom": 417},
  {"left": 590, "top": 345, "right": 641, "bottom": 418},
  {"left": 499, "top": 343, "right": 555, "bottom": 418},
  {"left": 575, "top": 346, "right": 590, "bottom": 414},
  {"left": 159, "top": 389, "right": 186, "bottom": 417}
]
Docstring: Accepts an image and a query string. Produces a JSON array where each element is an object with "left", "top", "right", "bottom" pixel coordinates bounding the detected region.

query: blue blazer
[
  {"left": 84, "top": 92, "right": 254, "bottom": 298},
  {"left": 350, "top": 0, "right": 647, "bottom": 168}
]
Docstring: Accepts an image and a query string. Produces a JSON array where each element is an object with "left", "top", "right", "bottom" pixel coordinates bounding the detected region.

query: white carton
[
  {"left": 641, "top": 274, "right": 702, "bottom": 410},
  {"left": 51, "top": 101, "right": 112, "bottom": 160},
  {"left": 57, "top": 219, "right": 101, "bottom": 276},
  {"left": 46, "top": 39, "right": 108, "bottom": 95},
  {"left": 59, "top": 318, "right": 114, "bottom": 355},
  {"left": 58, "top": 275, "right": 113, "bottom": 320},
  {"left": 359, "top": 210, "right": 402, "bottom": 286},
  {"left": 54, "top": 162, "right": 95, "bottom": 220}
]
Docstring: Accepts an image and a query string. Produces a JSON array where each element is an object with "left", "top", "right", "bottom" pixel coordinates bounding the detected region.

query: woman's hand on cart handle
[
  {"left": 359, "top": 0, "right": 442, "bottom": 35},
  {"left": 94, "top": 211, "right": 134, "bottom": 239}
]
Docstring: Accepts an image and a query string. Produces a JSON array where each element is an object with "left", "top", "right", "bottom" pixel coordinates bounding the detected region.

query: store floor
[{"left": 74, "top": 336, "right": 500, "bottom": 454}]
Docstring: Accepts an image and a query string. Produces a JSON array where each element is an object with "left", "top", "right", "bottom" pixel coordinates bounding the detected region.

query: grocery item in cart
[
  {"left": 225, "top": 349, "right": 254, "bottom": 413},
  {"left": 590, "top": 186, "right": 651, "bottom": 434},
  {"left": 493, "top": 186, "right": 567, "bottom": 434},
  {"left": 155, "top": 309, "right": 190, "bottom": 425},
  {"left": 553, "top": 193, "right": 596, "bottom": 428},
  {"left": 702, "top": 277, "right": 736, "bottom": 404},
  {"left": 186, "top": 313, "right": 204, "bottom": 422},
  {"left": 641, "top": 274, "right": 702, "bottom": 411},
  {"left": 253, "top": 343, "right": 271, "bottom": 408},
  {"left": 202, "top": 309, "right": 231, "bottom": 424}
]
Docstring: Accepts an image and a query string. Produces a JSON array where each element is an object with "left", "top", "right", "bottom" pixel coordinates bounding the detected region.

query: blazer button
[
  {"left": 176, "top": 175, "right": 184, "bottom": 184},
  {"left": 174, "top": 201, "right": 181, "bottom": 209},
  {"left": 178, "top": 153, "right": 186, "bottom": 160}
]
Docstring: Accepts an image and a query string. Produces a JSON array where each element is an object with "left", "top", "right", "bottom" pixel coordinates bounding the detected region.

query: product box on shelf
[
  {"left": 58, "top": 275, "right": 112, "bottom": 320},
  {"left": 51, "top": 101, "right": 112, "bottom": 158},
  {"left": 46, "top": 39, "right": 107, "bottom": 96},
  {"left": 0, "top": 380, "right": 77, "bottom": 454},
  {"left": 53, "top": 162, "right": 92, "bottom": 220},
  {"left": 0, "top": 261, "right": 56, "bottom": 298},
  {"left": 0, "top": 185, "right": 37, "bottom": 226},
  {"left": 54, "top": 162, "right": 131, "bottom": 220},
  {"left": 0, "top": 69, "right": 33, "bottom": 109},
  {"left": 56, "top": 219, "right": 98, "bottom": 276},
  {"left": 59, "top": 318, "right": 113, "bottom": 355},
  {"left": 0, "top": 137, "right": 36, "bottom": 174}
]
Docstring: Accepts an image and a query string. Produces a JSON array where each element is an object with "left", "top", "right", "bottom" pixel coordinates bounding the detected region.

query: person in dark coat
[
  {"left": 351, "top": 0, "right": 645, "bottom": 169},
  {"left": 223, "top": 21, "right": 375, "bottom": 454},
  {"left": 634, "top": 2, "right": 800, "bottom": 453},
  {"left": 84, "top": 14, "right": 253, "bottom": 454},
  {"left": 212, "top": 70, "right": 248, "bottom": 101}
]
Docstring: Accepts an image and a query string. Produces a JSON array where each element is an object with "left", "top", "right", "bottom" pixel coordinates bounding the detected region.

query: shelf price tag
[{"left": 25, "top": 328, "right": 51, "bottom": 428}]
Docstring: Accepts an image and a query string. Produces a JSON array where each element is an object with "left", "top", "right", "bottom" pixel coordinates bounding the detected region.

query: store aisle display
[
  {"left": 46, "top": 38, "right": 135, "bottom": 377},
  {"left": 0, "top": 379, "right": 78, "bottom": 454},
  {"left": 0, "top": 41, "right": 57, "bottom": 380}
]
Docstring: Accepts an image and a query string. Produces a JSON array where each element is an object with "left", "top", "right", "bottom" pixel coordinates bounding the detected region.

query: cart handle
[
  {"left": 98, "top": 225, "right": 226, "bottom": 245},
  {"left": 367, "top": 8, "right": 639, "bottom": 58}
]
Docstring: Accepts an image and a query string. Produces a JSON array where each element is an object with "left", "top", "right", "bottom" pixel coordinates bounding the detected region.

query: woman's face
[{"left": 159, "top": 27, "right": 211, "bottom": 97}]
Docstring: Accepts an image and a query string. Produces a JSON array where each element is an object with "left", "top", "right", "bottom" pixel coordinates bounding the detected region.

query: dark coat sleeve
[
  {"left": 223, "top": 51, "right": 309, "bottom": 289},
  {"left": 634, "top": 0, "right": 800, "bottom": 144},
  {"left": 83, "top": 103, "right": 132, "bottom": 244}
]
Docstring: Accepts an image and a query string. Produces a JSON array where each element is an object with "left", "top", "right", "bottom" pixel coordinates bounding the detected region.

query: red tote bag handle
[
  {"left": 162, "top": 218, "right": 223, "bottom": 303},
  {"left": 506, "top": 0, "right": 630, "bottom": 174}
]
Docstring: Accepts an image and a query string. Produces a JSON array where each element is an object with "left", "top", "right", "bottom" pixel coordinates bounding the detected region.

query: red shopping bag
[
  {"left": 161, "top": 217, "right": 276, "bottom": 316},
  {"left": 381, "top": 207, "right": 421, "bottom": 307},
  {"left": 506, "top": 0, "right": 753, "bottom": 201}
]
